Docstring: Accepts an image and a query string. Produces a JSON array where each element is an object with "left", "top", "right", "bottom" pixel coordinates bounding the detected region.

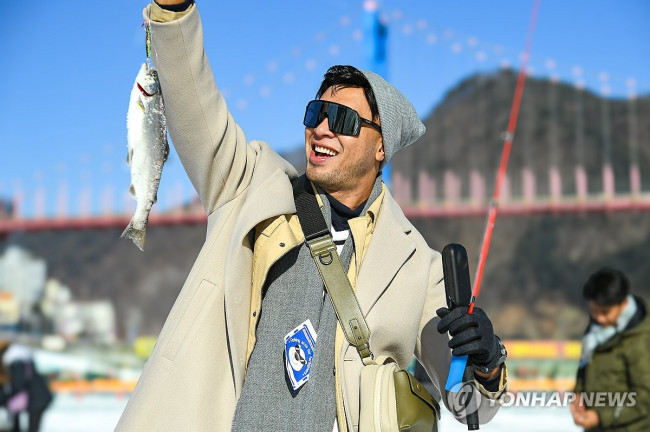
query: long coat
[{"left": 116, "top": 4, "right": 503, "bottom": 431}]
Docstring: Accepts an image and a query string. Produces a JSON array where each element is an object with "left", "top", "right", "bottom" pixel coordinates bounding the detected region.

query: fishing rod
[
  {"left": 470, "top": 0, "right": 541, "bottom": 313},
  {"left": 444, "top": 1, "right": 541, "bottom": 429}
]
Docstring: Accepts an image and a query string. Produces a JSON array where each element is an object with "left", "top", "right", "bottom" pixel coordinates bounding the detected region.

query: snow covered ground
[
  {"left": 2, "top": 394, "right": 581, "bottom": 431},
  {"left": 0, "top": 394, "right": 127, "bottom": 432},
  {"left": 439, "top": 405, "right": 581, "bottom": 431}
]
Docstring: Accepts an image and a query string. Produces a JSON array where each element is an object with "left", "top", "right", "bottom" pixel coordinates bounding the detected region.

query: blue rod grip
[{"left": 445, "top": 354, "right": 468, "bottom": 392}]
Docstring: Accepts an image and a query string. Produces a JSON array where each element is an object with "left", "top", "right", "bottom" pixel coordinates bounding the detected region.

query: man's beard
[{"left": 306, "top": 151, "right": 377, "bottom": 193}]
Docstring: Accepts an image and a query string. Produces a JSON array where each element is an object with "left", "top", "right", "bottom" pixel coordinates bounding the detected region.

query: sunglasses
[{"left": 303, "top": 100, "right": 382, "bottom": 136}]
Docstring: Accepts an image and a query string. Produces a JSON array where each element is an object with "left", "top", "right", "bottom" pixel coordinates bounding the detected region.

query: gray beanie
[{"left": 361, "top": 70, "right": 426, "bottom": 168}]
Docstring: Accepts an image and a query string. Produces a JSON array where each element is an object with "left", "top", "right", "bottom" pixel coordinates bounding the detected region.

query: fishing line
[
  {"left": 469, "top": 0, "right": 541, "bottom": 314},
  {"left": 144, "top": 20, "right": 152, "bottom": 67},
  {"left": 150, "top": 21, "right": 161, "bottom": 67}
]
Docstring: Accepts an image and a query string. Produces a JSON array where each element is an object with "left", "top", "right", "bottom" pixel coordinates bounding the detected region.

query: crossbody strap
[{"left": 292, "top": 177, "right": 373, "bottom": 361}]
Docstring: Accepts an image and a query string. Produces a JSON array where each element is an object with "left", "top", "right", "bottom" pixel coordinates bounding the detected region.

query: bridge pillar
[
  {"left": 57, "top": 181, "right": 69, "bottom": 219},
  {"left": 522, "top": 167, "right": 536, "bottom": 203},
  {"left": 470, "top": 169, "right": 485, "bottom": 207},
  {"left": 501, "top": 174, "right": 511, "bottom": 203},
  {"left": 444, "top": 170, "right": 461, "bottom": 206},
  {"left": 630, "top": 164, "right": 641, "bottom": 197},
  {"left": 575, "top": 165, "right": 588, "bottom": 201},
  {"left": 418, "top": 172, "right": 435, "bottom": 207},
  {"left": 603, "top": 163, "right": 615, "bottom": 200},
  {"left": 549, "top": 167, "right": 562, "bottom": 202},
  {"left": 393, "top": 172, "right": 411, "bottom": 205},
  {"left": 35, "top": 187, "right": 46, "bottom": 219}
]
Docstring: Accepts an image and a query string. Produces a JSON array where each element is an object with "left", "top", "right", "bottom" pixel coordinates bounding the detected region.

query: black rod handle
[{"left": 442, "top": 243, "right": 479, "bottom": 430}]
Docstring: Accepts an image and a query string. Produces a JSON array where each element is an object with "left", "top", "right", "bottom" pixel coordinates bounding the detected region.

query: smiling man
[{"left": 116, "top": 1, "right": 508, "bottom": 431}]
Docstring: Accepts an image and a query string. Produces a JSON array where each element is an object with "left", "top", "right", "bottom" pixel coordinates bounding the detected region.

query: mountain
[{"left": 392, "top": 69, "right": 650, "bottom": 197}]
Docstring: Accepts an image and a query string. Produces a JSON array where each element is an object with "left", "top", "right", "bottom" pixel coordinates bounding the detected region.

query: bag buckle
[{"left": 307, "top": 236, "right": 337, "bottom": 266}]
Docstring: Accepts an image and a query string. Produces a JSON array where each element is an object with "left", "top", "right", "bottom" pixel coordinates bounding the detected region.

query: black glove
[{"left": 436, "top": 306, "right": 506, "bottom": 373}]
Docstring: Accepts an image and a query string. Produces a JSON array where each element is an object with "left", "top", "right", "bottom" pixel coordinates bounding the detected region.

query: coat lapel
[
  {"left": 223, "top": 152, "right": 298, "bottom": 386},
  {"left": 355, "top": 191, "right": 415, "bottom": 316}
]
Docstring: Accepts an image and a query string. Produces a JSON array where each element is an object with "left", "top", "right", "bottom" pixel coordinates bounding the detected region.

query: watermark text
[{"left": 491, "top": 391, "right": 637, "bottom": 408}]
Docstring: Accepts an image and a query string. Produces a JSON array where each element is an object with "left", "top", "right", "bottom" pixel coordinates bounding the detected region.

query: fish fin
[
  {"left": 121, "top": 222, "right": 147, "bottom": 251},
  {"left": 163, "top": 141, "right": 170, "bottom": 162},
  {"left": 129, "top": 183, "right": 136, "bottom": 198},
  {"left": 126, "top": 148, "right": 133, "bottom": 166}
]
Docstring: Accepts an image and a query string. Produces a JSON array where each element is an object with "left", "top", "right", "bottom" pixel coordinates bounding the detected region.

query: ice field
[{"left": 7, "top": 394, "right": 583, "bottom": 431}]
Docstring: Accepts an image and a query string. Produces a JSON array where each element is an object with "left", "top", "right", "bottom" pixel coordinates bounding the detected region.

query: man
[
  {"left": 571, "top": 268, "right": 650, "bottom": 431},
  {"left": 117, "top": 1, "right": 508, "bottom": 430}
]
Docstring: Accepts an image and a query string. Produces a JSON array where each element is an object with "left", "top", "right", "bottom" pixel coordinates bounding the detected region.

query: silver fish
[{"left": 122, "top": 62, "right": 169, "bottom": 251}]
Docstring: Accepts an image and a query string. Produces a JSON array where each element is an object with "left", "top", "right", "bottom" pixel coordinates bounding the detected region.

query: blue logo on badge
[{"left": 284, "top": 320, "right": 317, "bottom": 390}]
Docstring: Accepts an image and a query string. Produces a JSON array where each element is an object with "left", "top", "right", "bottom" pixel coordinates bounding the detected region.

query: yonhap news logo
[
  {"left": 446, "top": 381, "right": 637, "bottom": 422},
  {"left": 493, "top": 391, "right": 637, "bottom": 408},
  {"left": 446, "top": 381, "right": 482, "bottom": 421}
]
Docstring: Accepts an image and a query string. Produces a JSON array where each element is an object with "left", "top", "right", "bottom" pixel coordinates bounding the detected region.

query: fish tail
[{"left": 121, "top": 221, "right": 147, "bottom": 251}]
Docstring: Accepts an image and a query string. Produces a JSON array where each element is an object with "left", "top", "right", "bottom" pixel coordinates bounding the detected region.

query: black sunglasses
[{"left": 303, "top": 100, "right": 382, "bottom": 136}]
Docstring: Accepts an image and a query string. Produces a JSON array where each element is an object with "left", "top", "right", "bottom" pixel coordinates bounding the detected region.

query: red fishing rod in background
[
  {"left": 469, "top": 0, "right": 542, "bottom": 314},
  {"left": 444, "top": 1, "right": 542, "bottom": 429}
]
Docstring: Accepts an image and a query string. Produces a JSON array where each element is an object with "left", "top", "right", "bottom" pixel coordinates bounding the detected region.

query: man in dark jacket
[{"left": 571, "top": 268, "right": 650, "bottom": 431}]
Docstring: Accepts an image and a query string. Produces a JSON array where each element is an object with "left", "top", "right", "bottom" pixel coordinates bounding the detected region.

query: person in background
[
  {"left": 0, "top": 341, "right": 52, "bottom": 432},
  {"left": 570, "top": 268, "right": 650, "bottom": 431}
]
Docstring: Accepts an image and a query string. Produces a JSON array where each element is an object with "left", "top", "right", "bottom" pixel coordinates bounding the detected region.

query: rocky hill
[{"left": 393, "top": 69, "right": 650, "bottom": 197}]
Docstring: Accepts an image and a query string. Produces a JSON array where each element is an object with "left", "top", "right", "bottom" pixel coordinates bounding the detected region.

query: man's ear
[{"left": 375, "top": 141, "right": 385, "bottom": 162}]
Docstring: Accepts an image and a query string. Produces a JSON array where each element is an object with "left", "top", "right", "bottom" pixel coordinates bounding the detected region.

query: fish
[{"left": 122, "top": 62, "right": 169, "bottom": 251}]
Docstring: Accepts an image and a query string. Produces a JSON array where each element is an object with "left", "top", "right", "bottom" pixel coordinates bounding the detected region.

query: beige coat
[{"left": 116, "top": 4, "right": 504, "bottom": 431}]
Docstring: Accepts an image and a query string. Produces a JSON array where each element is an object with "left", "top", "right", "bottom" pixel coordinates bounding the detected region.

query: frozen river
[{"left": 5, "top": 394, "right": 581, "bottom": 431}]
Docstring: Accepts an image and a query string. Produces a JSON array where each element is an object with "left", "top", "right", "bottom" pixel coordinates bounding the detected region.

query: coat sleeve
[
  {"left": 414, "top": 251, "right": 450, "bottom": 400},
  {"left": 597, "top": 333, "right": 650, "bottom": 429},
  {"left": 143, "top": 3, "right": 257, "bottom": 215},
  {"left": 415, "top": 251, "right": 507, "bottom": 425},
  {"left": 573, "top": 365, "right": 585, "bottom": 394}
]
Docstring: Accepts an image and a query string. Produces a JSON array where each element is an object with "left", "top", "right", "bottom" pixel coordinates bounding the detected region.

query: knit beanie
[{"left": 361, "top": 70, "right": 426, "bottom": 168}]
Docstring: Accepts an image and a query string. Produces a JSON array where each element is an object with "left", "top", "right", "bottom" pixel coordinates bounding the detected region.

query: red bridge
[{"left": 1, "top": 165, "right": 648, "bottom": 235}]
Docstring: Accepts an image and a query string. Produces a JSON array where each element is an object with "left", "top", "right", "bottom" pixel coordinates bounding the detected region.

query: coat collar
[{"left": 355, "top": 188, "right": 415, "bottom": 315}]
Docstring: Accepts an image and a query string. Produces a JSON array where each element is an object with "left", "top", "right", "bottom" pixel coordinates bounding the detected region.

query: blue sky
[{"left": 1, "top": 1, "right": 648, "bottom": 217}]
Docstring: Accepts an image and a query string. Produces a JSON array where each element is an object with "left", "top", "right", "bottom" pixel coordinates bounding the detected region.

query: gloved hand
[{"left": 436, "top": 306, "right": 505, "bottom": 373}]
